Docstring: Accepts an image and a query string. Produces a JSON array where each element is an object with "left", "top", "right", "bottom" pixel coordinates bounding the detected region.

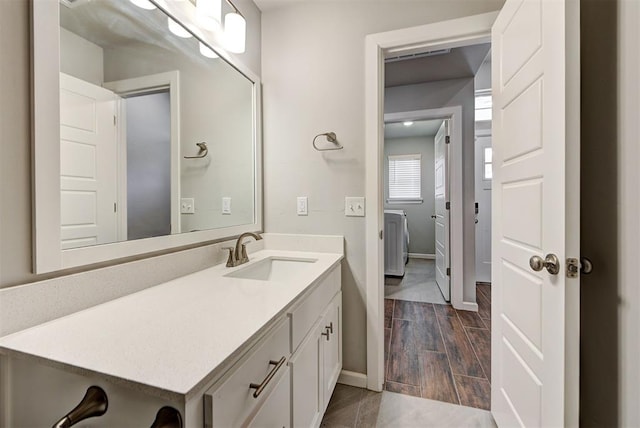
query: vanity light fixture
[
  {"left": 197, "top": 0, "right": 222, "bottom": 30},
  {"left": 130, "top": 0, "right": 156, "bottom": 10},
  {"left": 168, "top": 17, "right": 193, "bottom": 38},
  {"left": 403, "top": 121, "right": 414, "bottom": 126},
  {"left": 224, "top": 2, "right": 246, "bottom": 54},
  {"left": 199, "top": 42, "right": 219, "bottom": 59}
]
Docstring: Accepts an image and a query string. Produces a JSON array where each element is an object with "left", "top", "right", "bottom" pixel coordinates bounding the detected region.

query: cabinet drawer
[
  {"left": 289, "top": 266, "right": 340, "bottom": 352},
  {"left": 204, "top": 318, "right": 290, "bottom": 428}
]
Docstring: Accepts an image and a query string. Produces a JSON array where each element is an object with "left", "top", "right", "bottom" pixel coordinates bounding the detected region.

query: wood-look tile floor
[{"left": 384, "top": 283, "right": 492, "bottom": 410}]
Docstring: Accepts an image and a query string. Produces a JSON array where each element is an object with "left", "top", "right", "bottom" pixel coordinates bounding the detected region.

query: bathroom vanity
[{"left": 0, "top": 246, "right": 343, "bottom": 427}]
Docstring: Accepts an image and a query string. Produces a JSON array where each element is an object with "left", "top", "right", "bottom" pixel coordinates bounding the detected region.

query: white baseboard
[
  {"left": 408, "top": 253, "right": 435, "bottom": 260},
  {"left": 454, "top": 301, "right": 479, "bottom": 312},
  {"left": 337, "top": 370, "right": 367, "bottom": 388}
]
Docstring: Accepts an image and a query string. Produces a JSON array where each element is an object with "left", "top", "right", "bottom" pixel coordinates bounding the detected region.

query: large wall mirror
[{"left": 33, "top": 0, "right": 262, "bottom": 273}]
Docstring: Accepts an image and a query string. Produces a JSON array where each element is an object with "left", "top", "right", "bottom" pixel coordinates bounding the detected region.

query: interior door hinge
[
  {"left": 445, "top": 136, "right": 450, "bottom": 144},
  {"left": 446, "top": 267, "right": 450, "bottom": 276},
  {"left": 114, "top": 203, "right": 117, "bottom": 213},
  {"left": 445, "top": 202, "right": 450, "bottom": 210},
  {"left": 113, "top": 115, "right": 116, "bottom": 126}
]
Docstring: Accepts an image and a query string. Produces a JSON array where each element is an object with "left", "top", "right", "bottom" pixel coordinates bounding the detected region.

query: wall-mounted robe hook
[
  {"left": 313, "top": 132, "right": 343, "bottom": 151},
  {"left": 184, "top": 142, "right": 209, "bottom": 159}
]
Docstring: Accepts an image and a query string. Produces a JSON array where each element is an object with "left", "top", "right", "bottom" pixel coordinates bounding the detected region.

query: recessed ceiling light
[
  {"left": 130, "top": 0, "right": 156, "bottom": 10},
  {"left": 403, "top": 121, "right": 414, "bottom": 127}
]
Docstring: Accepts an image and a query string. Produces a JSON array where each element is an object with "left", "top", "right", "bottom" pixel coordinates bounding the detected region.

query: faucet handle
[
  {"left": 222, "top": 247, "right": 236, "bottom": 267},
  {"left": 239, "top": 244, "right": 249, "bottom": 263}
]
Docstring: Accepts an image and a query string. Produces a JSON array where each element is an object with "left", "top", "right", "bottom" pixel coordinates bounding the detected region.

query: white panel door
[
  {"left": 60, "top": 73, "right": 118, "bottom": 250},
  {"left": 491, "top": 0, "right": 580, "bottom": 426},
  {"left": 475, "top": 135, "right": 492, "bottom": 283},
  {"left": 434, "top": 120, "right": 450, "bottom": 301}
]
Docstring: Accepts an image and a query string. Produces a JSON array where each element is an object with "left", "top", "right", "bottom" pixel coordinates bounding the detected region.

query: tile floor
[
  {"left": 383, "top": 258, "right": 493, "bottom": 410},
  {"left": 384, "top": 293, "right": 492, "bottom": 410},
  {"left": 320, "top": 384, "right": 496, "bottom": 428},
  {"left": 384, "top": 259, "right": 446, "bottom": 304}
]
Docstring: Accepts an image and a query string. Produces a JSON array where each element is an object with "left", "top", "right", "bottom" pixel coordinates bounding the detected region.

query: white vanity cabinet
[
  {"left": 289, "top": 268, "right": 342, "bottom": 428},
  {"left": 0, "top": 253, "right": 343, "bottom": 428}
]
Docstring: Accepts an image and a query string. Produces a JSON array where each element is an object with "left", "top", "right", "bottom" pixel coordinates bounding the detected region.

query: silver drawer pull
[
  {"left": 326, "top": 322, "right": 333, "bottom": 334},
  {"left": 249, "top": 357, "right": 286, "bottom": 398}
]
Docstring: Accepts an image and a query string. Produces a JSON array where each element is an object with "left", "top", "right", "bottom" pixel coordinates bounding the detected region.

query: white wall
[
  {"left": 384, "top": 136, "right": 436, "bottom": 255},
  {"left": 59, "top": 28, "right": 104, "bottom": 86},
  {"left": 386, "top": 78, "right": 476, "bottom": 303},
  {"left": 261, "top": 0, "right": 503, "bottom": 374},
  {"left": 0, "top": 0, "right": 261, "bottom": 288}
]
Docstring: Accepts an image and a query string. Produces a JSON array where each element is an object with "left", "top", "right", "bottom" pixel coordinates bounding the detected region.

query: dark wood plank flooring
[{"left": 384, "top": 284, "right": 492, "bottom": 410}]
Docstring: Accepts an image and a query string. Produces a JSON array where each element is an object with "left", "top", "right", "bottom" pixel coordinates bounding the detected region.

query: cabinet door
[
  {"left": 290, "top": 323, "right": 323, "bottom": 428},
  {"left": 246, "top": 367, "right": 291, "bottom": 428},
  {"left": 321, "top": 292, "right": 342, "bottom": 409}
]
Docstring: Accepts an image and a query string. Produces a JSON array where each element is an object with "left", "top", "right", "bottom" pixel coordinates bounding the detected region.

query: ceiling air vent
[
  {"left": 60, "top": 0, "right": 92, "bottom": 9},
  {"left": 385, "top": 48, "right": 452, "bottom": 64}
]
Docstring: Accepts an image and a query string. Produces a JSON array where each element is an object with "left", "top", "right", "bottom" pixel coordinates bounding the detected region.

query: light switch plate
[
  {"left": 297, "top": 197, "right": 308, "bottom": 216},
  {"left": 222, "top": 197, "right": 231, "bottom": 215},
  {"left": 181, "top": 198, "right": 195, "bottom": 214},
  {"left": 345, "top": 196, "right": 365, "bottom": 217}
]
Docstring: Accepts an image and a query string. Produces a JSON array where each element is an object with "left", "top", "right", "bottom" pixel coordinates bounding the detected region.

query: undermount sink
[{"left": 224, "top": 257, "right": 318, "bottom": 281}]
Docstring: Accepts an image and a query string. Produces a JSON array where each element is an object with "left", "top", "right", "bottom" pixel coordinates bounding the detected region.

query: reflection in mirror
[{"left": 58, "top": 0, "right": 255, "bottom": 250}]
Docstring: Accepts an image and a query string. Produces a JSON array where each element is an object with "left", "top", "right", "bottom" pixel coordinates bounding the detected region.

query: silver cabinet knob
[{"left": 529, "top": 254, "right": 560, "bottom": 275}]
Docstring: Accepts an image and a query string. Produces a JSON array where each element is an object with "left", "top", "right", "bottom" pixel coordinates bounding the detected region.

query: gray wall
[
  {"left": 0, "top": 0, "right": 261, "bottom": 288},
  {"left": 261, "top": 1, "right": 503, "bottom": 375},
  {"left": 384, "top": 136, "right": 436, "bottom": 255},
  {"left": 385, "top": 78, "right": 477, "bottom": 304}
]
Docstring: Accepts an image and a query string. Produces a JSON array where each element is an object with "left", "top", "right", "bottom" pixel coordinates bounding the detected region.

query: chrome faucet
[{"left": 224, "top": 232, "right": 263, "bottom": 267}]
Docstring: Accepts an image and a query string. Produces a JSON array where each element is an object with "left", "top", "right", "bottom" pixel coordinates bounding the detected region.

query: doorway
[
  {"left": 365, "top": 3, "right": 581, "bottom": 426},
  {"left": 380, "top": 46, "right": 492, "bottom": 409}
]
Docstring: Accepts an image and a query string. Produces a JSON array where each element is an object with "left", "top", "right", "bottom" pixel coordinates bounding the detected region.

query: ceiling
[
  {"left": 252, "top": 0, "right": 298, "bottom": 11},
  {"left": 384, "top": 119, "right": 443, "bottom": 140},
  {"left": 385, "top": 43, "right": 490, "bottom": 87}
]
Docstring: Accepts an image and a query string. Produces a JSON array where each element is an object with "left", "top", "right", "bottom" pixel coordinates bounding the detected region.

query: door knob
[{"left": 529, "top": 254, "right": 560, "bottom": 275}]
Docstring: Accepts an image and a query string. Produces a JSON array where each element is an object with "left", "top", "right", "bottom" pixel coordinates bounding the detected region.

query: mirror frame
[{"left": 32, "top": 0, "right": 263, "bottom": 274}]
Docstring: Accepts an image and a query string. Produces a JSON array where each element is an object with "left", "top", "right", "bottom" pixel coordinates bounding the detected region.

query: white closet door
[
  {"left": 491, "top": 0, "right": 580, "bottom": 425},
  {"left": 60, "top": 73, "right": 118, "bottom": 249},
  {"left": 434, "top": 120, "right": 450, "bottom": 301}
]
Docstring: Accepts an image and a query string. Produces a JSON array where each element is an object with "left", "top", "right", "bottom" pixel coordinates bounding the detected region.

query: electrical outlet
[
  {"left": 297, "top": 197, "right": 308, "bottom": 216},
  {"left": 345, "top": 196, "right": 365, "bottom": 217},
  {"left": 222, "top": 197, "right": 231, "bottom": 214},
  {"left": 181, "top": 198, "right": 195, "bottom": 214}
]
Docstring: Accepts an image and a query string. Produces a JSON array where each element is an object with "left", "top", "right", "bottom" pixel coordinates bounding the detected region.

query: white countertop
[{"left": 0, "top": 249, "right": 343, "bottom": 402}]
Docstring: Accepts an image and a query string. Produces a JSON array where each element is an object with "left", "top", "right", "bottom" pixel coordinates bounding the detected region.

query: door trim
[{"left": 364, "top": 11, "right": 498, "bottom": 391}]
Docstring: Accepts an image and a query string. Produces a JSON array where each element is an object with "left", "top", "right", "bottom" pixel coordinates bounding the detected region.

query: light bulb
[
  {"left": 168, "top": 17, "right": 192, "bottom": 39},
  {"left": 403, "top": 121, "right": 414, "bottom": 126},
  {"left": 130, "top": 0, "right": 156, "bottom": 10},
  {"left": 199, "top": 42, "right": 219, "bottom": 59},
  {"left": 197, "top": 0, "right": 222, "bottom": 31},
  {"left": 224, "top": 12, "right": 246, "bottom": 54}
]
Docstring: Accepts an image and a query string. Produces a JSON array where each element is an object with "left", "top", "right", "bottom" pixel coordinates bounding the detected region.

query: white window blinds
[{"left": 388, "top": 154, "right": 422, "bottom": 200}]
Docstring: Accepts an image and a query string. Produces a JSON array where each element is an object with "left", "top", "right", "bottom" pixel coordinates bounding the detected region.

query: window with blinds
[{"left": 388, "top": 154, "right": 422, "bottom": 202}]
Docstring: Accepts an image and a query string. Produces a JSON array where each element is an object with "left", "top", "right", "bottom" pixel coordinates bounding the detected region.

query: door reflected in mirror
[{"left": 59, "top": 0, "right": 255, "bottom": 250}]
